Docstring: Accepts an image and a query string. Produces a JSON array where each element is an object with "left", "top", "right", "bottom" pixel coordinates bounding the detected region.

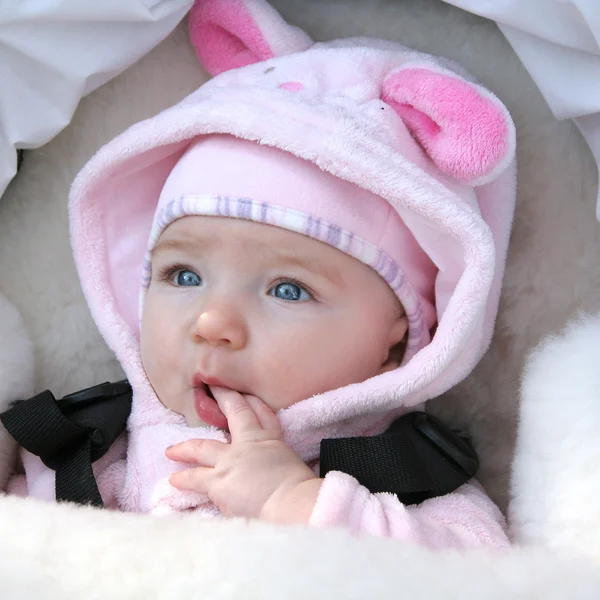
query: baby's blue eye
[
  {"left": 270, "top": 281, "right": 312, "bottom": 302},
  {"left": 173, "top": 269, "right": 202, "bottom": 287}
]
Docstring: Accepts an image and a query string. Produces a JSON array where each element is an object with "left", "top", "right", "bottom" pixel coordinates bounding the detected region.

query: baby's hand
[{"left": 166, "top": 387, "right": 322, "bottom": 522}]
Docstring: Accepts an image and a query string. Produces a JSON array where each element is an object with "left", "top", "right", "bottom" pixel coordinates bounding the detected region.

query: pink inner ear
[
  {"left": 382, "top": 68, "right": 510, "bottom": 182},
  {"left": 395, "top": 104, "right": 441, "bottom": 138},
  {"left": 190, "top": 0, "right": 275, "bottom": 75}
]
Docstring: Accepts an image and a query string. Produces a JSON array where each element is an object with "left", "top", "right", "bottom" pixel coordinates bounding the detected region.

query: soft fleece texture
[
  {"left": 10, "top": 0, "right": 516, "bottom": 546},
  {"left": 510, "top": 314, "right": 600, "bottom": 557},
  {"left": 1, "top": 0, "right": 600, "bottom": 595}
]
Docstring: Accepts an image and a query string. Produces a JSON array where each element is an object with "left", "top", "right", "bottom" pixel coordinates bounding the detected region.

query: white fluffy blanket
[{"left": 0, "top": 0, "right": 599, "bottom": 597}]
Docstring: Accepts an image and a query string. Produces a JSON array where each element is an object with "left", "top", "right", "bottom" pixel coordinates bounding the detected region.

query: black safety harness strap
[
  {"left": 320, "top": 411, "right": 479, "bottom": 505},
  {"left": 1, "top": 381, "right": 477, "bottom": 507},
  {"left": 0, "top": 381, "right": 132, "bottom": 507}
]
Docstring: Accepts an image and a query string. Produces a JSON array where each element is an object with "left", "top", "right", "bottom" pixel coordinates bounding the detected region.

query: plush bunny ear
[
  {"left": 381, "top": 65, "right": 515, "bottom": 185},
  {"left": 189, "top": 0, "right": 313, "bottom": 76}
]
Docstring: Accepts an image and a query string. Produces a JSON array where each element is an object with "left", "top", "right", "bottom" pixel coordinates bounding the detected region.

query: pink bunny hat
[{"left": 69, "top": 0, "right": 516, "bottom": 460}]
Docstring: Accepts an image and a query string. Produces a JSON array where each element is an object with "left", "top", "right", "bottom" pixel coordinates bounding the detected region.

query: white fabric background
[{"left": 0, "top": 0, "right": 193, "bottom": 199}]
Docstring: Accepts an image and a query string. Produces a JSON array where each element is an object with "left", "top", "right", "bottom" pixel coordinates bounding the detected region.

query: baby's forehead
[
  {"left": 156, "top": 215, "right": 334, "bottom": 257},
  {"left": 152, "top": 214, "right": 369, "bottom": 282}
]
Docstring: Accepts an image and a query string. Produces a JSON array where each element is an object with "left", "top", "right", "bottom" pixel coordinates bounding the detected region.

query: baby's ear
[
  {"left": 381, "top": 64, "right": 515, "bottom": 185},
  {"left": 189, "top": 0, "right": 313, "bottom": 76},
  {"left": 378, "top": 315, "right": 409, "bottom": 374}
]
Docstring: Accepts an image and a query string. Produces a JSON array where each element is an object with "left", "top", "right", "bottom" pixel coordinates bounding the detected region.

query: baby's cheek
[
  {"left": 140, "top": 338, "right": 162, "bottom": 392},
  {"left": 256, "top": 321, "right": 382, "bottom": 408},
  {"left": 255, "top": 345, "right": 315, "bottom": 409},
  {"left": 325, "top": 330, "right": 386, "bottom": 385},
  {"left": 277, "top": 351, "right": 341, "bottom": 405},
  {"left": 140, "top": 313, "right": 175, "bottom": 389}
]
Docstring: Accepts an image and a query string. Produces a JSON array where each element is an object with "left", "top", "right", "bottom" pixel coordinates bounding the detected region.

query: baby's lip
[
  {"left": 193, "top": 386, "right": 228, "bottom": 429},
  {"left": 192, "top": 373, "right": 229, "bottom": 389},
  {"left": 192, "top": 373, "right": 253, "bottom": 398}
]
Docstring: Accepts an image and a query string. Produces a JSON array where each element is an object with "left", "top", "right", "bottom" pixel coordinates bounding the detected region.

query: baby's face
[{"left": 141, "top": 216, "right": 408, "bottom": 427}]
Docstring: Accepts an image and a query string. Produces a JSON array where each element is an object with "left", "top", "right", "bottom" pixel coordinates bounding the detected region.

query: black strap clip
[
  {"left": 320, "top": 411, "right": 479, "bottom": 505},
  {"left": 0, "top": 380, "right": 132, "bottom": 507}
]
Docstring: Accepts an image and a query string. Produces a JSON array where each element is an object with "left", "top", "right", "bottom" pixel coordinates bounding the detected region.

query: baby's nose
[{"left": 191, "top": 306, "right": 248, "bottom": 349}]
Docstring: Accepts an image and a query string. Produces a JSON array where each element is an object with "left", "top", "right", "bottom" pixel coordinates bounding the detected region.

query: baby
[
  {"left": 7, "top": 0, "right": 517, "bottom": 549},
  {"left": 142, "top": 136, "right": 414, "bottom": 521}
]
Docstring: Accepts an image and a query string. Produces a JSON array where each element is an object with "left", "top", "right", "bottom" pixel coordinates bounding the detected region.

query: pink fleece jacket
[{"left": 10, "top": 0, "right": 516, "bottom": 550}]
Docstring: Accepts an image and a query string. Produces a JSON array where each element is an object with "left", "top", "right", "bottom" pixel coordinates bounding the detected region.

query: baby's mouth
[{"left": 193, "top": 384, "right": 228, "bottom": 429}]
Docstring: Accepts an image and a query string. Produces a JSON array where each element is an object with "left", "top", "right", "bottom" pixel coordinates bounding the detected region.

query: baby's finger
[
  {"left": 244, "top": 394, "right": 281, "bottom": 434},
  {"left": 211, "top": 386, "right": 262, "bottom": 438},
  {"left": 166, "top": 439, "right": 227, "bottom": 467},
  {"left": 169, "top": 466, "right": 211, "bottom": 492}
]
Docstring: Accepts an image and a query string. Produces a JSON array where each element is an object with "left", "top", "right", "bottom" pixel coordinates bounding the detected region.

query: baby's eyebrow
[
  {"left": 269, "top": 249, "right": 341, "bottom": 285},
  {"left": 151, "top": 237, "right": 211, "bottom": 256},
  {"left": 152, "top": 236, "right": 341, "bottom": 284}
]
